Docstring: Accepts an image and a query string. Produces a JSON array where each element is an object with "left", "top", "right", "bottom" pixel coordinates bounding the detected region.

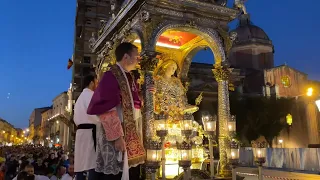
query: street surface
[{"left": 236, "top": 167, "right": 320, "bottom": 180}]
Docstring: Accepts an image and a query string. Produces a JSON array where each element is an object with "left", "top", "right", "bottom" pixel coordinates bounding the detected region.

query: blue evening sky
[{"left": 0, "top": 0, "right": 319, "bottom": 128}]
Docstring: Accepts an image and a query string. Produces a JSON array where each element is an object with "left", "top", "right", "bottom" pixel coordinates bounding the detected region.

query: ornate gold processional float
[{"left": 89, "top": 0, "right": 246, "bottom": 179}]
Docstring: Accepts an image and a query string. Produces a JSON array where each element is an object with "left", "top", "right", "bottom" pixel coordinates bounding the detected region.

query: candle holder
[
  {"left": 177, "top": 140, "right": 192, "bottom": 180},
  {"left": 228, "top": 115, "right": 236, "bottom": 137},
  {"left": 180, "top": 113, "right": 193, "bottom": 138},
  {"left": 145, "top": 140, "right": 162, "bottom": 180}
]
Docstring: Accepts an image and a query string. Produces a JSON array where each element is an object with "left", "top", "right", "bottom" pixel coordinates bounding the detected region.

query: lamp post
[
  {"left": 154, "top": 112, "right": 168, "bottom": 180},
  {"left": 181, "top": 113, "right": 194, "bottom": 138},
  {"left": 227, "top": 140, "right": 240, "bottom": 180},
  {"left": 145, "top": 140, "right": 162, "bottom": 180},
  {"left": 251, "top": 140, "right": 267, "bottom": 180},
  {"left": 202, "top": 113, "right": 217, "bottom": 178},
  {"left": 177, "top": 141, "right": 192, "bottom": 180}
]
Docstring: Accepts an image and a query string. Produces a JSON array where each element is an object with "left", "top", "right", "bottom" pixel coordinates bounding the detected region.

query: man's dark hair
[
  {"left": 115, "top": 42, "right": 138, "bottom": 62},
  {"left": 83, "top": 74, "right": 97, "bottom": 89},
  {"left": 17, "top": 171, "right": 35, "bottom": 180}
]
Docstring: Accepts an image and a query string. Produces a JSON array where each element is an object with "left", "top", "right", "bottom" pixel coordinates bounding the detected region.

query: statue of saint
[
  {"left": 154, "top": 59, "right": 198, "bottom": 120},
  {"left": 235, "top": 0, "right": 248, "bottom": 14}
]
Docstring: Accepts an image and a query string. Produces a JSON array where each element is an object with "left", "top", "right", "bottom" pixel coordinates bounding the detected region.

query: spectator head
[
  {"left": 17, "top": 171, "right": 35, "bottom": 180},
  {"left": 57, "top": 165, "right": 66, "bottom": 177},
  {"left": 24, "top": 164, "right": 34, "bottom": 176},
  {"left": 49, "top": 153, "right": 55, "bottom": 159},
  {"left": 36, "top": 158, "right": 42, "bottom": 164},
  {"left": 67, "top": 164, "right": 75, "bottom": 177},
  {"left": 45, "top": 167, "right": 55, "bottom": 177}
]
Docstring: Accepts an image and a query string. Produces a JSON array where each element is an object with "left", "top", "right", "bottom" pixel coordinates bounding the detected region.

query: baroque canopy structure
[{"left": 89, "top": 0, "right": 242, "bottom": 178}]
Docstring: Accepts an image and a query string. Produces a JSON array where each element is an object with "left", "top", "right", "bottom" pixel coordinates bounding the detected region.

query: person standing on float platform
[
  {"left": 74, "top": 74, "right": 100, "bottom": 180},
  {"left": 88, "top": 42, "right": 153, "bottom": 180}
]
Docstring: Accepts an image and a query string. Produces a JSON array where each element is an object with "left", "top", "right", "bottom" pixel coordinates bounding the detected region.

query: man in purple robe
[{"left": 87, "top": 42, "right": 152, "bottom": 180}]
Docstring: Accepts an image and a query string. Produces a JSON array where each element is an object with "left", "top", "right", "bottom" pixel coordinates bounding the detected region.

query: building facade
[
  {"left": 71, "top": 0, "right": 111, "bottom": 100},
  {"left": 40, "top": 108, "right": 52, "bottom": 146},
  {"left": 29, "top": 107, "right": 51, "bottom": 144},
  {"left": 47, "top": 92, "right": 72, "bottom": 150},
  {"left": 0, "top": 118, "right": 20, "bottom": 145}
]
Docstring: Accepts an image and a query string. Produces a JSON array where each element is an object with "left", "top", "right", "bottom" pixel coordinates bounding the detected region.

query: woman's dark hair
[
  {"left": 83, "top": 74, "right": 97, "bottom": 88},
  {"left": 115, "top": 42, "right": 138, "bottom": 62}
]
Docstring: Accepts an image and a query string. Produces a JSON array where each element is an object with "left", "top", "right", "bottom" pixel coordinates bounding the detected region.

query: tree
[{"left": 230, "top": 93, "right": 293, "bottom": 147}]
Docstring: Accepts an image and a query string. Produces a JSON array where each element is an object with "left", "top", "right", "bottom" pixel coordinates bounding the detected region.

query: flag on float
[{"left": 67, "top": 59, "right": 73, "bottom": 70}]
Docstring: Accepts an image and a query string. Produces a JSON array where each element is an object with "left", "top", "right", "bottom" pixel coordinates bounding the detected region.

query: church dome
[{"left": 231, "top": 14, "right": 272, "bottom": 46}]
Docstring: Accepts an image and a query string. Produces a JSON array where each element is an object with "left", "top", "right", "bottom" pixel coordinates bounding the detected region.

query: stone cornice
[{"left": 147, "top": 0, "right": 239, "bottom": 21}]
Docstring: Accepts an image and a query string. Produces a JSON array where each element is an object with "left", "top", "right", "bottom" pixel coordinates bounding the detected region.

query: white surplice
[
  {"left": 61, "top": 173, "right": 75, "bottom": 180},
  {"left": 74, "top": 88, "right": 100, "bottom": 172}
]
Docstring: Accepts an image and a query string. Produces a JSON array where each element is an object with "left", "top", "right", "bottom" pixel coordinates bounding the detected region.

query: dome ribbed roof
[{"left": 231, "top": 14, "right": 272, "bottom": 46}]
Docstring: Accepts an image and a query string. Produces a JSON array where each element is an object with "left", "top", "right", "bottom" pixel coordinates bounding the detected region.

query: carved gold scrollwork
[
  {"left": 140, "top": 51, "right": 159, "bottom": 72},
  {"left": 212, "top": 65, "right": 233, "bottom": 82},
  {"left": 216, "top": 26, "right": 237, "bottom": 57},
  {"left": 142, "top": 17, "right": 163, "bottom": 49}
]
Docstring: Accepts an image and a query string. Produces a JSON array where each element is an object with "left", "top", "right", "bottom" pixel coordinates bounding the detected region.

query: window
[
  {"left": 86, "top": 19, "right": 92, "bottom": 25},
  {"left": 84, "top": 56, "right": 91, "bottom": 63}
]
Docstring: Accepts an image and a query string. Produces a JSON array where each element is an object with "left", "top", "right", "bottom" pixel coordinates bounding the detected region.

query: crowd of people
[{"left": 0, "top": 145, "right": 75, "bottom": 180}]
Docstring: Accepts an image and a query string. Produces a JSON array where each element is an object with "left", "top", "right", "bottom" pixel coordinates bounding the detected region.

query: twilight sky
[{"left": 0, "top": 0, "right": 319, "bottom": 128}]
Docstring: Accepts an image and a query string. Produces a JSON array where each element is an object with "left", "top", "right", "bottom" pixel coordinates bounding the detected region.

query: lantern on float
[
  {"left": 228, "top": 115, "right": 236, "bottom": 137},
  {"left": 154, "top": 112, "right": 168, "bottom": 138},
  {"left": 180, "top": 113, "right": 193, "bottom": 138},
  {"left": 145, "top": 141, "right": 162, "bottom": 180},
  {"left": 251, "top": 140, "right": 268, "bottom": 166},
  {"left": 177, "top": 140, "right": 192, "bottom": 179},
  {"left": 202, "top": 113, "right": 216, "bottom": 136},
  {"left": 227, "top": 140, "right": 240, "bottom": 166}
]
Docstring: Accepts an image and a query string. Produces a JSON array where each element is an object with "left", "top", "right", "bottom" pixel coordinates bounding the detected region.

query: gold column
[
  {"left": 140, "top": 50, "right": 159, "bottom": 144},
  {"left": 213, "top": 64, "right": 232, "bottom": 177}
]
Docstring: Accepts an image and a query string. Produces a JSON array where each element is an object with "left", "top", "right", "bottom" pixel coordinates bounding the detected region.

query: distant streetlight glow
[{"left": 307, "top": 87, "right": 313, "bottom": 97}]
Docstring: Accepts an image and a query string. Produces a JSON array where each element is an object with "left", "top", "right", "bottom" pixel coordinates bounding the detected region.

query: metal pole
[
  {"left": 209, "top": 138, "right": 215, "bottom": 178},
  {"left": 183, "top": 168, "right": 189, "bottom": 180},
  {"left": 161, "top": 137, "right": 166, "bottom": 180},
  {"left": 151, "top": 173, "right": 156, "bottom": 180},
  {"left": 258, "top": 165, "right": 263, "bottom": 180},
  {"left": 232, "top": 167, "right": 236, "bottom": 180}
]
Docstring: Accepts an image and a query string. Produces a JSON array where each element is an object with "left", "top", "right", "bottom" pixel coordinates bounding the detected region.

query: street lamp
[
  {"left": 278, "top": 139, "right": 283, "bottom": 148},
  {"left": 227, "top": 140, "right": 240, "bottom": 180},
  {"left": 145, "top": 140, "right": 162, "bottom": 180},
  {"left": 180, "top": 113, "right": 193, "bottom": 138},
  {"left": 202, "top": 112, "right": 217, "bottom": 178},
  {"left": 307, "top": 87, "right": 313, "bottom": 97},
  {"left": 154, "top": 112, "right": 168, "bottom": 180},
  {"left": 177, "top": 141, "right": 192, "bottom": 180},
  {"left": 251, "top": 140, "right": 268, "bottom": 180}
]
